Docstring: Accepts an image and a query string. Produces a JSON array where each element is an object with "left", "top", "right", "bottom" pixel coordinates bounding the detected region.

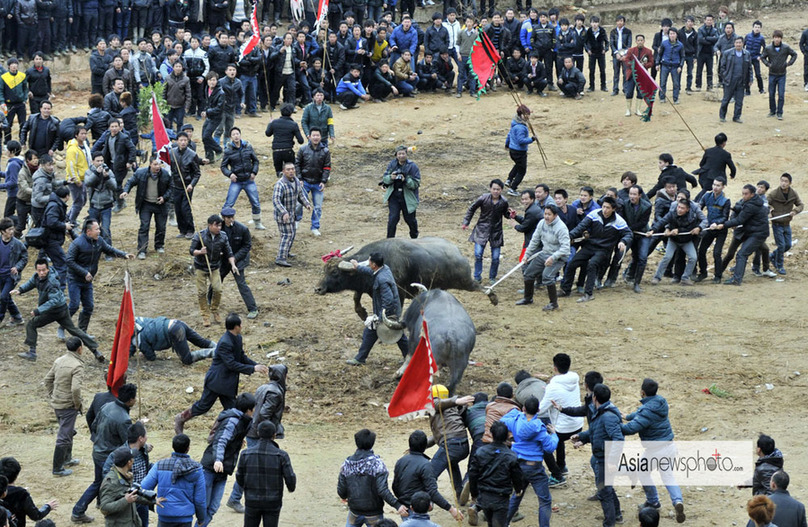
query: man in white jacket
[{"left": 538, "top": 353, "right": 585, "bottom": 486}]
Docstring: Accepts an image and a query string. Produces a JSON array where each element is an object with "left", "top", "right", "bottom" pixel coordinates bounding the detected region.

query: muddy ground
[{"left": 1, "top": 7, "right": 808, "bottom": 527}]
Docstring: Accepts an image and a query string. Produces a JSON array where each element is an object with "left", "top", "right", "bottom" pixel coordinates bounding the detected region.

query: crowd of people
[{"left": 0, "top": 1, "right": 804, "bottom": 527}]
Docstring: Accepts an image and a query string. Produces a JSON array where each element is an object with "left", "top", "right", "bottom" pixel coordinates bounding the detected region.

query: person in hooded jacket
[
  {"left": 0, "top": 141, "right": 24, "bottom": 219},
  {"left": 750, "top": 435, "right": 784, "bottom": 496},
  {"left": 710, "top": 183, "right": 770, "bottom": 285},
  {"left": 621, "top": 378, "right": 685, "bottom": 523},
  {"left": 571, "top": 384, "right": 623, "bottom": 527},
  {"left": 467, "top": 420, "right": 523, "bottom": 527},
  {"left": 462, "top": 179, "right": 510, "bottom": 284},
  {"left": 338, "top": 428, "right": 408, "bottom": 526}
]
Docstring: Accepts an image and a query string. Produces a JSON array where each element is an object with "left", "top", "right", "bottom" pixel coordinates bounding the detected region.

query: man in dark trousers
[
  {"left": 131, "top": 316, "right": 216, "bottom": 365},
  {"left": 345, "top": 252, "right": 409, "bottom": 366},
  {"left": 189, "top": 214, "right": 238, "bottom": 327},
  {"left": 66, "top": 219, "right": 134, "bottom": 332},
  {"left": 95, "top": 119, "right": 136, "bottom": 212},
  {"left": 467, "top": 420, "right": 523, "bottom": 527},
  {"left": 392, "top": 430, "right": 463, "bottom": 521},
  {"left": 44, "top": 337, "right": 85, "bottom": 477},
  {"left": 174, "top": 313, "right": 269, "bottom": 434},
  {"left": 719, "top": 36, "right": 752, "bottom": 123},
  {"left": 509, "top": 189, "right": 542, "bottom": 258},
  {"left": 338, "top": 429, "right": 408, "bottom": 526},
  {"left": 211, "top": 207, "right": 258, "bottom": 319},
  {"left": 12, "top": 259, "right": 101, "bottom": 363},
  {"left": 71, "top": 383, "right": 137, "bottom": 524},
  {"left": 169, "top": 132, "right": 201, "bottom": 239},
  {"left": 769, "top": 471, "right": 807, "bottom": 527},
  {"left": 694, "top": 133, "right": 736, "bottom": 200},
  {"left": 235, "top": 421, "right": 297, "bottom": 527},
  {"left": 120, "top": 158, "right": 172, "bottom": 260},
  {"left": 265, "top": 103, "right": 305, "bottom": 177},
  {"left": 382, "top": 145, "right": 421, "bottom": 239}
]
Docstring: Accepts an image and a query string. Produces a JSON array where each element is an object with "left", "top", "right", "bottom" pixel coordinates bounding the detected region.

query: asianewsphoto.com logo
[{"left": 604, "top": 441, "right": 753, "bottom": 486}]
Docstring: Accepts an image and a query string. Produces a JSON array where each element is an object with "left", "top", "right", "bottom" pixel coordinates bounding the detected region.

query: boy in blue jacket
[{"left": 336, "top": 65, "right": 371, "bottom": 110}]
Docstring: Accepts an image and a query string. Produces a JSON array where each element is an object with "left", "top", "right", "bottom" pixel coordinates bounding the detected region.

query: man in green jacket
[
  {"left": 99, "top": 447, "right": 163, "bottom": 527},
  {"left": 382, "top": 145, "right": 420, "bottom": 239},
  {"left": 300, "top": 88, "right": 336, "bottom": 146}
]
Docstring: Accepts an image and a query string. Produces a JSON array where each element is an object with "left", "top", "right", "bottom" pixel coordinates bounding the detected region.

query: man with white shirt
[
  {"left": 539, "top": 353, "right": 585, "bottom": 487},
  {"left": 610, "top": 15, "right": 632, "bottom": 95}
]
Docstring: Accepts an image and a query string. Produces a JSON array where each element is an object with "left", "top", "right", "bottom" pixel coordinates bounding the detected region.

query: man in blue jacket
[
  {"left": 572, "top": 384, "right": 623, "bottom": 527},
  {"left": 501, "top": 396, "right": 558, "bottom": 527},
  {"left": 140, "top": 433, "right": 207, "bottom": 527},
  {"left": 658, "top": 28, "right": 684, "bottom": 103},
  {"left": 621, "top": 379, "right": 685, "bottom": 523},
  {"left": 174, "top": 314, "right": 268, "bottom": 433}
]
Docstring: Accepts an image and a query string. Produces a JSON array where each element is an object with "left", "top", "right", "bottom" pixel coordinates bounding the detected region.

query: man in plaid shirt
[
  {"left": 235, "top": 421, "right": 296, "bottom": 527},
  {"left": 272, "top": 161, "right": 311, "bottom": 267}
]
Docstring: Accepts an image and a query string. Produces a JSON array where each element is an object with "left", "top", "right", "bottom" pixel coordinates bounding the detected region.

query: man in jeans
[
  {"left": 120, "top": 159, "right": 172, "bottom": 260},
  {"left": 295, "top": 127, "right": 331, "bottom": 237},
  {"left": 222, "top": 127, "right": 264, "bottom": 230},
  {"left": 761, "top": 30, "right": 798, "bottom": 120},
  {"left": 502, "top": 396, "right": 558, "bottom": 527},
  {"left": 571, "top": 384, "right": 624, "bottom": 527},
  {"left": 649, "top": 198, "right": 707, "bottom": 286},
  {"left": 767, "top": 173, "right": 804, "bottom": 275},
  {"left": 189, "top": 214, "right": 238, "bottom": 327}
]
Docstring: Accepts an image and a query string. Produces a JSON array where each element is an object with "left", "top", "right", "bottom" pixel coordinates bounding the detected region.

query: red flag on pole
[
  {"left": 314, "top": 0, "right": 328, "bottom": 33},
  {"left": 468, "top": 28, "right": 501, "bottom": 99},
  {"left": 387, "top": 320, "right": 437, "bottom": 419},
  {"left": 239, "top": 3, "right": 260, "bottom": 60},
  {"left": 151, "top": 93, "right": 170, "bottom": 167},
  {"left": 107, "top": 271, "right": 135, "bottom": 397},
  {"left": 631, "top": 54, "right": 659, "bottom": 121}
]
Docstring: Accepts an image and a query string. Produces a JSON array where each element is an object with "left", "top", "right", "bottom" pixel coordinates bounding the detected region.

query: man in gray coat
[
  {"left": 769, "top": 471, "right": 807, "bottom": 527},
  {"left": 719, "top": 36, "right": 751, "bottom": 123},
  {"left": 516, "top": 205, "right": 570, "bottom": 310}
]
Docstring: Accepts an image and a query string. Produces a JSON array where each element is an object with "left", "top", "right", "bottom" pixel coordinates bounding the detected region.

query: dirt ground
[{"left": 2, "top": 7, "right": 808, "bottom": 527}]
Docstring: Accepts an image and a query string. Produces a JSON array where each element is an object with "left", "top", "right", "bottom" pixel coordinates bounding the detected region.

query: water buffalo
[
  {"left": 381, "top": 284, "right": 475, "bottom": 395},
  {"left": 314, "top": 237, "right": 496, "bottom": 321}
]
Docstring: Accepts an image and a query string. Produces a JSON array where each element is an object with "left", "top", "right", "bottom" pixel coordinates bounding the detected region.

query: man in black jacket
[
  {"left": 25, "top": 54, "right": 51, "bottom": 114},
  {"left": 510, "top": 189, "right": 542, "bottom": 253},
  {"left": 214, "top": 64, "right": 243, "bottom": 146},
  {"left": 175, "top": 314, "right": 268, "bottom": 433},
  {"left": 19, "top": 100, "right": 61, "bottom": 156},
  {"left": 769, "top": 471, "right": 807, "bottom": 527},
  {"left": 646, "top": 153, "right": 698, "bottom": 199},
  {"left": 711, "top": 184, "right": 769, "bottom": 285},
  {"left": 467, "top": 421, "right": 522, "bottom": 527},
  {"left": 560, "top": 197, "right": 632, "bottom": 302},
  {"left": 120, "top": 158, "right": 172, "bottom": 259},
  {"left": 338, "top": 429, "right": 408, "bottom": 526},
  {"left": 295, "top": 127, "right": 330, "bottom": 236},
  {"left": 265, "top": 103, "right": 305, "bottom": 177},
  {"left": 190, "top": 214, "right": 237, "bottom": 327},
  {"left": 0, "top": 457, "right": 57, "bottom": 527},
  {"left": 93, "top": 118, "right": 136, "bottom": 212},
  {"left": 621, "top": 185, "right": 652, "bottom": 292},
  {"left": 695, "top": 133, "right": 736, "bottom": 200},
  {"left": 392, "top": 430, "right": 462, "bottom": 521},
  {"left": 169, "top": 132, "right": 201, "bottom": 239},
  {"left": 66, "top": 219, "right": 133, "bottom": 332},
  {"left": 696, "top": 15, "right": 719, "bottom": 90},
  {"left": 222, "top": 127, "right": 264, "bottom": 230},
  {"left": 235, "top": 421, "right": 296, "bottom": 527},
  {"left": 679, "top": 16, "right": 698, "bottom": 92},
  {"left": 212, "top": 207, "right": 258, "bottom": 319},
  {"left": 649, "top": 198, "right": 707, "bottom": 286}
]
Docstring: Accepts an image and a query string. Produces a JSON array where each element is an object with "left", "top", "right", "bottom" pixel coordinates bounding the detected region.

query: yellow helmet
[{"left": 431, "top": 385, "right": 449, "bottom": 399}]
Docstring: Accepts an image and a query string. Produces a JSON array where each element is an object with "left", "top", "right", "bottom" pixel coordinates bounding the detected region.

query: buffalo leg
[{"left": 354, "top": 291, "right": 368, "bottom": 321}]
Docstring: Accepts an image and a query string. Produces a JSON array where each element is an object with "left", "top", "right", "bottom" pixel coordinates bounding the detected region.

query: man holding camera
[
  {"left": 382, "top": 145, "right": 420, "bottom": 239},
  {"left": 99, "top": 446, "right": 165, "bottom": 527}
]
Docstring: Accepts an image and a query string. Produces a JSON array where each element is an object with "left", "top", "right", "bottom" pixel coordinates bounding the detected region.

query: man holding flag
[
  {"left": 622, "top": 34, "right": 655, "bottom": 117},
  {"left": 238, "top": 3, "right": 262, "bottom": 117}
]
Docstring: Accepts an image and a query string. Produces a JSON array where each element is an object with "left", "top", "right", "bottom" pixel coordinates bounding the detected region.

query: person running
[{"left": 504, "top": 104, "right": 536, "bottom": 197}]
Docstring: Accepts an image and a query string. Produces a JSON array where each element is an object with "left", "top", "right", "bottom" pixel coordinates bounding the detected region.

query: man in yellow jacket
[
  {"left": 44, "top": 336, "right": 85, "bottom": 477},
  {"left": 65, "top": 126, "right": 91, "bottom": 222}
]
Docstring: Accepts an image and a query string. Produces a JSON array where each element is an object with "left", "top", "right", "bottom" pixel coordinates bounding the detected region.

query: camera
[{"left": 128, "top": 482, "right": 157, "bottom": 500}]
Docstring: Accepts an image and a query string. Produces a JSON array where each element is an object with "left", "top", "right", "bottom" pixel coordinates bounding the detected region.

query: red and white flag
[
  {"left": 151, "top": 93, "right": 171, "bottom": 167},
  {"left": 314, "top": 0, "right": 329, "bottom": 33},
  {"left": 107, "top": 271, "right": 135, "bottom": 397},
  {"left": 631, "top": 54, "right": 659, "bottom": 121},
  {"left": 239, "top": 3, "right": 260, "bottom": 60},
  {"left": 387, "top": 320, "right": 437, "bottom": 419}
]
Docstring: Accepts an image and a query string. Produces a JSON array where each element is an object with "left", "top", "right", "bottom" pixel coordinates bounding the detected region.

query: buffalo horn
[
  {"left": 337, "top": 261, "right": 355, "bottom": 271},
  {"left": 410, "top": 283, "right": 428, "bottom": 294},
  {"left": 381, "top": 309, "right": 406, "bottom": 330},
  {"left": 340, "top": 246, "right": 354, "bottom": 257}
]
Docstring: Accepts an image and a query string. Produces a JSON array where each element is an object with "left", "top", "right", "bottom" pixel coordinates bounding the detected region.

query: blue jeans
[
  {"left": 68, "top": 182, "right": 86, "bottom": 222},
  {"left": 68, "top": 278, "right": 94, "bottom": 331},
  {"left": 643, "top": 482, "right": 683, "bottom": 506},
  {"left": 224, "top": 179, "right": 261, "bottom": 215},
  {"left": 507, "top": 461, "right": 552, "bottom": 527},
  {"left": 115, "top": 8, "right": 131, "bottom": 38},
  {"left": 346, "top": 512, "right": 383, "bottom": 527},
  {"left": 301, "top": 181, "right": 323, "bottom": 229},
  {"left": 771, "top": 223, "right": 792, "bottom": 270},
  {"left": 73, "top": 458, "right": 104, "bottom": 515},
  {"left": 202, "top": 468, "right": 227, "bottom": 526},
  {"left": 226, "top": 437, "right": 259, "bottom": 503},
  {"left": 167, "top": 107, "right": 186, "bottom": 131},
  {"left": 591, "top": 456, "right": 621, "bottom": 527},
  {"left": 429, "top": 437, "right": 469, "bottom": 499},
  {"left": 242, "top": 75, "right": 258, "bottom": 114},
  {"left": 88, "top": 207, "right": 112, "bottom": 245},
  {"left": 473, "top": 242, "right": 501, "bottom": 282},
  {"left": 659, "top": 64, "right": 681, "bottom": 101},
  {"left": 768, "top": 74, "right": 786, "bottom": 116},
  {"left": 395, "top": 77, "right": 418, "bottom": 95},
  {"left": 653, "top": 239, "right": 696, "bottom": 280},
  {"left": 0, "top": 273, "right": 21, "bottom": 320}
]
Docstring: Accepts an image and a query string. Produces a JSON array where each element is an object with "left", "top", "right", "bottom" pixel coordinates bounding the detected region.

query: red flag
[
  {"left": 631, "top": 54, "right": 659, "bottom": 121},
  {"left": 314, "top": 0, "right": 328, "bottom": 33},
  {"left": 151, "top": 93, "right": 170, "bottom": 166},
  {"left": 239, "top": 3, "right": 260, "bottom": 60},
  {"left": 468, "top": 28, "right": 501, "bottom": 99},
  {"left": 107, "top": 271, "right": 135, "bottom": 397},
  {"left": 387, "top": 320, "right": 437, "bottom": 419}
]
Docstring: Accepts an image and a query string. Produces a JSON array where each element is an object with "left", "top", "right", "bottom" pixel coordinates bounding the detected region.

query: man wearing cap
[
  {"left": 190, "top": 214, "right": 238, "bottom": 327},
  {"left": 213, "top": 208, "right": 259, "bottom": 319},
  {"left": 272, "top": 161, "right": 311, "bottom": 268},
  {"left": 382, "top": 145, "right": 420, "bottom": 239},
  {"left": 345, "top": 252, "right": 409, "bottom": 366}
]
